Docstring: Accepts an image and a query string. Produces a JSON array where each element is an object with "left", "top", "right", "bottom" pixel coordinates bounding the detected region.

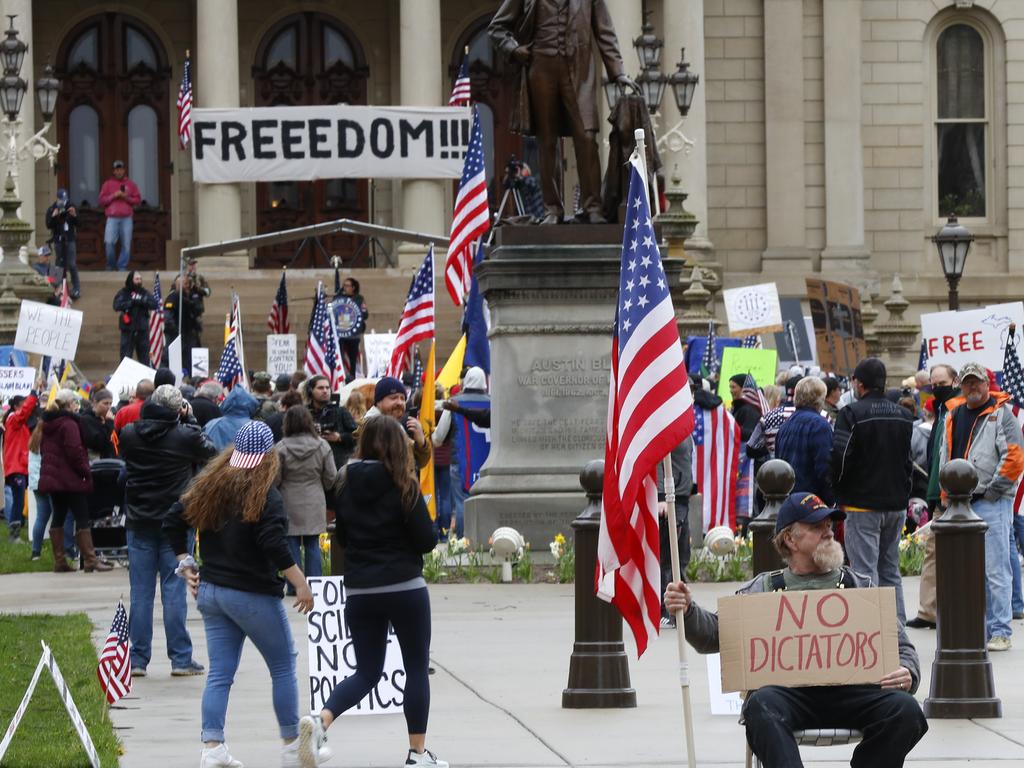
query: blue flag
[{"left": 462, "top": 241, "right": 490, "bottom": 375}]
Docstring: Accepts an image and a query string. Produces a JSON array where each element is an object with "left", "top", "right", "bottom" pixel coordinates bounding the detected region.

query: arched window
[
  {"left": 125, "top": 26, "right": 157, "bottom": 70},
  {"left": 128, "top": 105, "right": 159, "bottom": 205},
  {"left": 68, "top": 105, "right": 99, "bottom": 204},
  {"left": 936, "top": 24, "right": 986, "bottom": 218}
]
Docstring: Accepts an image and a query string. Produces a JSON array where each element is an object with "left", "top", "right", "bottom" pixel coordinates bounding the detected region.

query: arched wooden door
[
  {"left": 55, "top": 14, "right": 171, "bottom": 271},
  {"left": 252, "top": 13, "right": 370, "bottom": 268}
]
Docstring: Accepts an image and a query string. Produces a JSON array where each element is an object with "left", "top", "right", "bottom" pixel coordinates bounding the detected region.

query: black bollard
[
  {"left": 750, "top": 459, "right": 794, "bottom": 575},
  {"left": 923, "top": 459, "right": 1000, "bottom": 718},
  {"left": 562, "top": 460, "right": 637, "bottom": 708}
]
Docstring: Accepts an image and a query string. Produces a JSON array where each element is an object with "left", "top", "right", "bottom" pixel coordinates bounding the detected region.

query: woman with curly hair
[
  {"left": 297, "top": 415, "right": 442, "bottom": 768},
  {"left": 164, "top": 420, "right": 319, "bottom": 768}
]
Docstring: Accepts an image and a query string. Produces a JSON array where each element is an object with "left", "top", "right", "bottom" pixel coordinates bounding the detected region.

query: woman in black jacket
[{"left": 297, "top": 415, "right": 443, "bottom": 768}]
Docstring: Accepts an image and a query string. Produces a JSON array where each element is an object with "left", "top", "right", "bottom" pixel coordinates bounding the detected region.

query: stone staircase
[{"left": 70, "top": 268, "right": 465, "bottom": 384}]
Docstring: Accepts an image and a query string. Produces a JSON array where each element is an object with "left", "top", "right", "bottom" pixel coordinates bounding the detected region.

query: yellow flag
[
  {"left": 419, "top": 341, "right": 436, "bottom": 521},
  {"left": 437, "top": 335, "right": 467, "bottom": 394}
]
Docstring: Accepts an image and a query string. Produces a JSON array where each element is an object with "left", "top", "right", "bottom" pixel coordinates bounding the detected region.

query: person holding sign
[
  {"left": 112, "top": 271, "right": 160, "bottom": 365},
  {"left": 298, "top": 416, "right": 444, "bottom": 768},
  {"left": 665, "top": 493, "right": 927, "bottom": 768},
  {"left": 165, "top": 421, "right": 319, "bottom": 768}
]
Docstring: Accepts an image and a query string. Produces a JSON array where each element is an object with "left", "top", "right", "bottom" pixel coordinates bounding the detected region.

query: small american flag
[
  {"left": 1000, "top": 330, "right": 1024, "bottom": 514},
  {"left": 148, "top": 273, "right": 165, "bottom": 367},
  {"left": 693, "top": 402, "right": 741, "bottom": 532},
  {"left": 449, "top": 55, "right": 472, "bottom": 106},
  {"left": 59, "top": 278, "right": 69, "bottom": 308},
  {"left": 596, "top": 159, "right": 695, "bottom": 657},
  {"left": 176, "top": 55, "right": 193, "bottom": 149},
  {"left": 701, "top": 320, "right": 719, "bottom": 376},
  {"left": 304, "top": 283, "right": 344, "bottom": 388},
  {"left": 267, "top": 270, "right": 289, "bottom": 334},
  {"left": 917, "top": 339, "right": 928, "bottom": 372},
  {"left": 388, "top": 246, "right": 435, "bottom": 377},
  {"left": 740, "top": 372, "right": 769, "bottom": 416},
  {"left": 97, "top": 600, "right": 131, "bottom": 704},
  {"left": 742, "top": 334, "right": 762, "bottom": 349},
  {"left": 444, "top": 108, "right": 490, "bottom": 306},
  {"left": 216, "top": 294, "right": 246, "bottom": 390}
]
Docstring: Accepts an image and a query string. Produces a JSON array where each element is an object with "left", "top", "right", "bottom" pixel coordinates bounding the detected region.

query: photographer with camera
[
  {"left": 45, "top": 188, "right": 80, "bottom": 298},
  {"left": 305, "top": 376, "right": 357, "bottom": 469},
  {"left": 99, "top": 160, "right": 141, "bottom": 271},
  {"left": 351, "top": 377, "right": 431, "bottom": 476}
]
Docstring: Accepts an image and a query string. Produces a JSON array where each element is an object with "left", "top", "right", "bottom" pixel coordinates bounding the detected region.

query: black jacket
[
  {"left": 334, "top": 460, "right": 436, "bottom": 588},
  {"left": 113, "top": 284, "right": 159, "bottom": 332},
  {"left": 164, "top": 487, "right": 295, "bottom": 598},
  {"left": 79, "top": 410, "right": 116, "bottom": 459},
  {"left": 164, "top": 287, "right": 204, "bottom": 344},
  {"left": 119, "top": 402, "right": 219, "bottom": 527},
  {"left": 189, "top": 396, "right": 221, "bottom": 427},
  {"left": 831, "top": 391, "right": 913, "bottom": 510},
  {"left": 310, "top": 403, "right": 357, "bottom": 468},
  {"left": 45, "top": 202, "right": 78, "bottom": 242},
  {"left": 731, "top": 398, "right": 762, "bottom": 443}
]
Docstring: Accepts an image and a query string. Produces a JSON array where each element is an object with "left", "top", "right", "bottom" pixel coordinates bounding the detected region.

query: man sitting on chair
[{"left": 664, "top": 492, "right": 928, "bottom": 768}]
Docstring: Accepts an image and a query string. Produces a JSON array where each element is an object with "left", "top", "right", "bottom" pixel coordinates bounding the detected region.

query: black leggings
[
  {"left": 323, "top": 587, "right": 431, "bottom": 733},
  {"left": 51, "top": 491, "right": 90, "bottom": 528}
]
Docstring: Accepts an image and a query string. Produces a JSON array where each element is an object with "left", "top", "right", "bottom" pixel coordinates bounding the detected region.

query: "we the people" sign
[{"left": 14, "top": 300, "right": 83, "bottom": 360}]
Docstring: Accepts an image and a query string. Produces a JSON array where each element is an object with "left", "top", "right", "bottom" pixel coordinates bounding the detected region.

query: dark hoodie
[
  {"left": 112, "top": 272, "right": 159, "bottom": 332},
  {"left": 693, "top": 387, "right": 723, "bottom": 411},
  {"left": 334, "top": 460, "right": 436, "bottom": 589},
  {"left": 119, "top": 401, "right": 218, "bottom": 527}
]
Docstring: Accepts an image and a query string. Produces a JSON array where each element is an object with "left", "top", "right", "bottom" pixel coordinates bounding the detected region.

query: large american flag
[
  {"left": 215, "top": 294, "right": 246, "bottom": 390},
  {"left": 148, "top": 273, "right": 165, "bottom": 367},
  {"left": 388, "top": 246, "right": 435, "bottom": 377},
  {"left": 693, "top": 403, "right": 741, "bottom": 531},
  {"left": 97, "top": 600, "right": 131, "bottom": 704},
  {"left": 444, "top": 108, "right": 489, "bottom": 306},
  {"left": 304, "top": 282, "right": 343, "bottom": 388},
  {"left": 267, "top": 270, "right": 289, "bottom": 334},
  {"left": 449, "top": 55, "right": 472, "bottom": 106},
  {"left": 176, "top": 55, "right": 193, "bottom": 149},
  {"left": 596, "top": 159, "right": 695, "bottom": 657},
  {"left": 1001, "top": 330, "right": 1024, "bottom": 513}
]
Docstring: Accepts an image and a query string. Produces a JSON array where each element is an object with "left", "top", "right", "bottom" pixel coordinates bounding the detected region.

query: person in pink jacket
[{"left": 98, "top": 160, "right": 141, "bottom": 271}]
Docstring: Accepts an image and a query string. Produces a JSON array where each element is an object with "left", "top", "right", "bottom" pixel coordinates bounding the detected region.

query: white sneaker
[
  {"left": 200, "top": 743, "right": 244, "bottom": 768},
  {"left": 297, "top": 715, "right": 332, "bottom": 767},
  {"left": 405, "top": 749, "right": 449, "bottom": 768},
  {"left": 987, "top": 635, "right": 1012, "bottom": 652}
]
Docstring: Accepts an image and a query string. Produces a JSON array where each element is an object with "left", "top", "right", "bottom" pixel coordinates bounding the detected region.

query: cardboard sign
[
  {"left": 307, "top": 577, "right": 404, "bottom": 716},
  {"left": 718, "top": 587, "right": 899, "bottom": 693},
  {"left": 267, "top": 334, "right": 297, "bottom": 377},
  {"left": 106, "top": 357, "right": 157, "bottom": 402},
  {"left": 14, "top": 300, "right": 83, "bottom": 360},
  {"left": 805, "top": 279, "right": 867, "bottom": 376},
  {"left": 191, "top": 348, "right": 210, "bottom": 378},
  {"left": 723, "top": 283, "right": 783, "bottom": 336},
  {"left": 717, "top": 347, "right": 778, "bottom": 408},
  {"left": 773, "top": 299, "right": 816, "bottom": 365},
  {"left": 364, "top": 332, "right": 397, "bottom": 378},
  {"left": 0, "top": 367, "right": 35, "bottom": 401},
  {"left": 920, "top": 302, "right": 1024, "bottom": 374}
]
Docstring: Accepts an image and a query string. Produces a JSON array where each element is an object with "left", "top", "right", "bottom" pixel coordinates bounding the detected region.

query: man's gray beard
[{"left": 812, "top": 538, "right": 845, "bottom": 572}]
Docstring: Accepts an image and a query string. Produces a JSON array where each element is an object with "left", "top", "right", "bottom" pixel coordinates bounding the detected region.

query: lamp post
[{"left": 932, "top": 214, "right": 973, "bottom": 311}]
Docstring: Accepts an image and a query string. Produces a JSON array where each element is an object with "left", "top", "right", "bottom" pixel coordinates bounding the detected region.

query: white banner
[
  {"left": 14, "top": 300, "right": 83, "bottom": 360},
  {"left": 106, "top": 357, "right": 157, "bottom": 402},
  {"left": 267, "top": 334, "right": 297, "bottom": 377},
  {"left": 920, "top": 302, "right": 1024, "bottom": 373},
  {"left": 363, "top": 333, "right": 397, "bottom": 379},
  {"left": 0, "top": 366, "right": 35, "bottom": 401},
  {"left": 193, "top": 105, "right": 471, "bottom": 183},
  {"left": 723, "top": 283, "right": 783, "bottom": 335},
  {"left": 307, "top": 577, "right": 404, "bottom": 716},
  {"left": 191, "top": 348, "right": 209, "bottom": 378}
]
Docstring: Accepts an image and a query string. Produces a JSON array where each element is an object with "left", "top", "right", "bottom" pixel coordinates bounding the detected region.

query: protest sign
[
  {"left": 723, "top": 283, "right": 783, "bottom": 336},
  {"left": 805, "top": 279, "right": 866, "bottom": 376},
  {"left": 706, "top": 653, "right": 744, "bottom": 716},
  {"left": 267, "top": 334, "right": 297, "bottom": 377},
  {"left": 773, "top": 298, "right": 816, "bottom": 366},
  {"left": 364, "top": 332, "right": 397, "bottom": 378},
  {"left": 307, "top": 577, "right": 404, "bottom": 716},
  {"left": 13, "top": 300, "right": 83, "bottom": 360},
  {"left": 0, "top": 367, "right": 35, "bottom": 401},
  {"left": 920, "top": 302, "right": 1024, "bottom": 373},
  {"left": 718, "top": 587, "right": 899, "bottom": 693},
  {"left": 193, "top": 105, "right": 470, "bottom": 183},
  {"left": 106, "top": 357, "right": 157, "bottom": 402},
  {"left": 191, "top": 348, "right": 209, "bottom": 378},
  {"left": 168, "top": 337, "right": 183, "bottom": 385},
  {"left": 717, "top": 347, "right": 778, "bottom": 408}
]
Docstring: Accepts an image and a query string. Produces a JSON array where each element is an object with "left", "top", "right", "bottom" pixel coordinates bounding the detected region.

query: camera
[
  {"left": 503, "top": 155, "right": 524, "bottom": 190},
  {"left": 120, "top": 184, "right": 126, "bottom": 193}
]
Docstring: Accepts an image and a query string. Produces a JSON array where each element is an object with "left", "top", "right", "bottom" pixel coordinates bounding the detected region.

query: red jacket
[
  {"left": 3, "top": 394, "right": 37, "bottom": 478},
  {"left": 114, "top": 399, "right": 144, "bottom": 433},
  {"left": 98, "top": 177, "right": 141, "bottom": 218},
  {"left": 38, "top": 410, "right": 92, "bottom": 494}
]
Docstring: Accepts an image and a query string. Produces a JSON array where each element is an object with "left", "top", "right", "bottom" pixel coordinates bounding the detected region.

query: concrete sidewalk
[{"left": 1, "top": 569, "right": 1022, "bottom": 767}]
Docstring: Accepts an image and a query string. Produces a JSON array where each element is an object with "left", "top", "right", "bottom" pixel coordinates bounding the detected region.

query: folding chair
[{"left": 744, "top": 727, "right": 863, "bottom": 768}]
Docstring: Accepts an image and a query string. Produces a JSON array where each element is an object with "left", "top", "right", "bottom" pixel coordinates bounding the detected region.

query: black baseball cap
[{"left": 776, "top": 492, "right": 846, "bottom": 534}]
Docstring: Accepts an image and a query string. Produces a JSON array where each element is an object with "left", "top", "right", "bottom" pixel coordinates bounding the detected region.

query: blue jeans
[
  {"left": 128, "top": 526, "right": 195, "bottom": 670},
  {"left": 287, "top": 535, "right": 322, "bottom": 579},
  {"left": 104, "top": 216, "right": 133, "bottom": 270},
  {"left": 843, "top": 510, "right": 907, "bottom": 625},
  {"left": 434, "top": 464, "right": 452, "bottom": 539},
  {"left": 197, "top": 582, "right": 299, "bottom": 742},
  {"left": 30, "top": 491, "right": 76, "bottom": 558},
  {"left": 973, "top": 496, "right": 1013, "bottom": 639},
  {"left": 449, "top": 465, "right": 467, "bottom": 538},
  {"left": 1011, "top": 518, "right": 1023, "bottom": 616},
  {"left": 5, "top": 474, "right": 26, "bottom": 529}
]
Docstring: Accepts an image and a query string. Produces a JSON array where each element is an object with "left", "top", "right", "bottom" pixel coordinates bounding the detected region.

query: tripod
[{"left": 487, "top": 156, "right": 530, "bottom": 245}]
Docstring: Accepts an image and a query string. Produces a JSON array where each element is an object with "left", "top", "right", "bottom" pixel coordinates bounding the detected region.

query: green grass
[
  {"left": 0, "top": 614, "right": 121, "bottom": 767},
  {"left": 0, "top": 526, "right": 57, "bottom": 574}
]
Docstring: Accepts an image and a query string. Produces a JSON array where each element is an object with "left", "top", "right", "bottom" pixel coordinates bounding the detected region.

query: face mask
[{"left": 932, "top": 385, "right": 956, "bottom": 404}]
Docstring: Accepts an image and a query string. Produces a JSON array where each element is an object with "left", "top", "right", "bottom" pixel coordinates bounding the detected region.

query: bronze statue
[{"left": 488, "top": 0, "right": 638, "bottom": 225}]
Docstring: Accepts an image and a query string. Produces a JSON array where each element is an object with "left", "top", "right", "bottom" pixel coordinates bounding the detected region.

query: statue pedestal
[{"left": 465, "top": 226, "right": 681, "bottom": 549}]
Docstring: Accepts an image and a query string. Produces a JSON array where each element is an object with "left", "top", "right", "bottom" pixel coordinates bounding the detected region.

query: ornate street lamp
[
  {"left": 932, "top": 214, "right": 974, "bottom": 310},
  {"left": 35, "top": 64, "right": 59, "bottom": 122},
  {"left": 632, "top": 21, "right": 663, "bottom": 70},
  {"left": 636, "top": 63, "right": 667, "bottom": 115},
  {"left": 0, "top": 17, "right": 27, "bottom": 78},
  {"left": 602, "top": 77, "right": 623, "bottom": 112},
  {"left": 667, "top": 48, "right": 700, "bottom": 117}
]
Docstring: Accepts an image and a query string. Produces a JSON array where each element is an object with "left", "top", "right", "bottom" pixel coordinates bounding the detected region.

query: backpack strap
[
  {"left": 769, "top": 569, "right": 786, "bottom": 592},
  {"left": 837, "top": 568, "right": 856, "bottom": 589}
]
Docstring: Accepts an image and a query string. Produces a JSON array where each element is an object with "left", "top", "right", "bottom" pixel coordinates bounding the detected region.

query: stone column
[
  {"left": 4, "top": 0, "right": 35, "bottom": 242},
  {"left": 195, "top": 0, "right": 243, "bottom": 264},
  {"left": 662, "top": 0, "right": 711, "bottom": 255},
  {"left": 761, "top": 0, "right": 809, "bottom": 271},
  {"left": 398, "top": 0, "right": 445, "bottom": 268},
  {"left": 820, "top": 0, "right": 870, "bottom": 273}
]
